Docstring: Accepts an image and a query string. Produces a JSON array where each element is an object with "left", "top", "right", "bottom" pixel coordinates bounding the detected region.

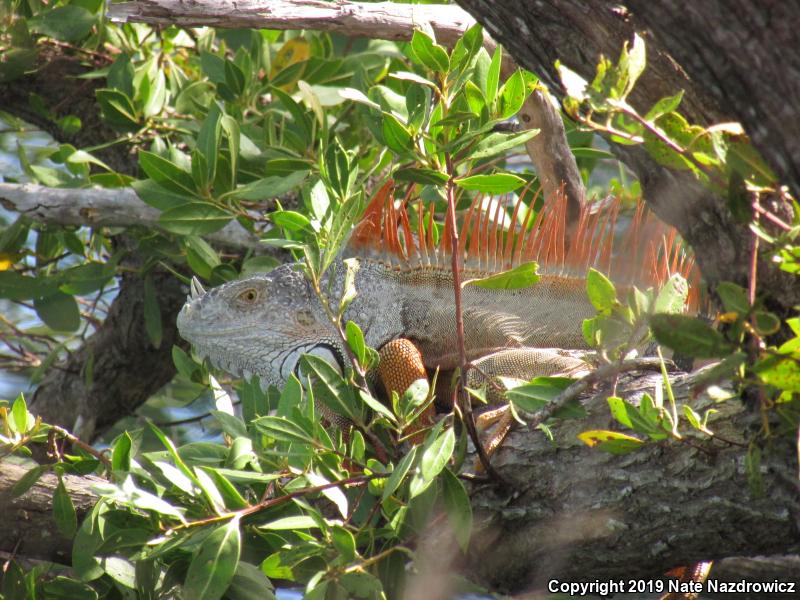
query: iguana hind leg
[{"left": 467, "top": 348, "right": 589, "bottom": 468}]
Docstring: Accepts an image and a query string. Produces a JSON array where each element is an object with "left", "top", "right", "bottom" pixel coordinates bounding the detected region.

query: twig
[
  {"left": 50, "top": 425, "right": 113, "bottom": 470},
  {"left": 166, "top": 472, "right": 387, "bottom": 532},
  {"left": 523, "top": 357, "right": 673, "bottom": 430},
  {"left": 444, "top": 158, "right": 506, "bottom": 486}
]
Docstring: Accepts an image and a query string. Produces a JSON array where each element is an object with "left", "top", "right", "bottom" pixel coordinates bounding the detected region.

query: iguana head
[{"left": 176, "top": 265, "right": 345, "bottom": 387}]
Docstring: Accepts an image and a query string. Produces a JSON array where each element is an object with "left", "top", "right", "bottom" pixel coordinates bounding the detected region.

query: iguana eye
[{"left": 237, "top": 288, "right": 259, "bottom": 304}]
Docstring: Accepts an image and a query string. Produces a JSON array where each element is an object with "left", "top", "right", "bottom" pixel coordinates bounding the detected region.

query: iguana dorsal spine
[{"left": 349, "top": 180, "right": 699, "bottom": 311}]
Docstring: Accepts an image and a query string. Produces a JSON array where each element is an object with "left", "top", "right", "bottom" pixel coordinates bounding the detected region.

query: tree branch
[
  {"left": 0, "top": 462, "right": 103, "bottom": 563},
  {"left": 0, "top": 183, "right": 262, "bottom": 250},
  {"left": 463, "top": 371, "right": 800, "bottom": 595}
]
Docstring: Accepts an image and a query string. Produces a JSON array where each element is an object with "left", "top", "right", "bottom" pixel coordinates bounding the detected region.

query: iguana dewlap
[{"left": 177, "top": 181, "right": 697, "bottom": 399}]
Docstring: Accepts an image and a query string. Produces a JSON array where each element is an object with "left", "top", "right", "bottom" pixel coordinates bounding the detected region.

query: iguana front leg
[{"left": 377, "top": 338, "right": 435, "bottom": 445}]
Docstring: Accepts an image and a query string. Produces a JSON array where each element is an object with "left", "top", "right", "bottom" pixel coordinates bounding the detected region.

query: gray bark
[
  {"left": 464, "top": 372, "right": 799, "bottom": 595},
  {"left": 0, "top": 183, "right": 262, "bottom": 250},
  {"left": 0, "top": 463, "right": 103, "bottom": 562}
]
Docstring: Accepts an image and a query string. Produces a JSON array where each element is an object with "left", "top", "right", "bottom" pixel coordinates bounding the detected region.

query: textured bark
[
  {"left": 0, "top": 183, "right": 262, "bottom": 250},
  {"left": 464, "top": 372, "right": 800, "bottom": 595},
  {"left": 29, "top": 261, "right": 187, "bottom": 439},
  {"left": 0, "top": 463, "right": 102, "bottom": 562},
  {"left": 456, "top": 0, "right": 798, "bottom": 319}
]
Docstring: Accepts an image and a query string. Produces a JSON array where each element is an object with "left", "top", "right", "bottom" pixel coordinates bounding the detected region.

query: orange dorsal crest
[{"left": 347, "top": 180, "right": 700, "bottom": 310}]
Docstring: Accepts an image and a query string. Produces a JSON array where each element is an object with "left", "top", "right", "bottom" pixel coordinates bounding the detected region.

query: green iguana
[
  {"left": 176, "top": 179, "right": 704, "bottom": 597},
  {"left": 176, "top": 180, "right": 698, "bottom": 434}
]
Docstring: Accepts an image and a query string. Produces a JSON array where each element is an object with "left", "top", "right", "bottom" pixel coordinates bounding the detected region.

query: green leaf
[
  {"left": 624, "top": 33, "right": 646, "bottom": 97},
  {"left": 420, "top": 426, "right": 454, "bottom": 481},
  {"left": 138, "top": 150, "right": 196, "bottom": 195},
  {"left": 10, "top": 465, "right": 45, "bottom": 498},
  {"left": 261, "top": 515, "right": 319, "bottom": 530},
  {"left": 0, "top": 271, "right": 57, "bottom": 300},
  {"left": 159, "top": 203, "right": 232, "bottom": 235},
  {"left": 96, "top": 89, "right": 140, "bottom": 131},
  {"left": 466, "top": 129, "right": 540, "bottom": 161},
  {"left": 577, "top": 430, "right": 645, "bottom": 454},
  {"left": 607, "top": 396, "right": 664, "bottom": 439},
  {"left": 227, "top": 562, "right": 276, "bottom": 600},
  {"left": 300, "top": 354, "right": 361, "bottom": 423},
  {"left": 233, "top": 171, "right": 309, "bottom": 201},
  {"left": 272, "top": 88, "right": 312, "bottom": 148},
  {"left": 716, "top": 281, "right": 749, "bottom": 315},
  {"left": 112, "top": 432, "right": 132, "bottom": 472},
  {"left": 183, "top": 516, "right": 241, "bottom": 600},
  {"left": 586, "top": 268, "right": 617, "bottom": 312},
  {"left": 29, "top": 6, "right": 95, "bottom": 42},
  {"left": 390, "top": 70, "right": 438, "bottom": 89},
  {"left": 650, "top": 314, "right": 733, "bottom": 358},
  {"left": 271, "top": 210, "right": 311, "bottom": 232},
  {"left": 645, "top": 90, "right": 684, "bottom": 121},
  {"left": 752, "top": 310, "right": 781, "bottom": 336},
  {"left": 754, "top": 355, "right": 800, "bottom": 393},
  {"left": 34, "top": 292, "right": 80, "bottom": 332},
  {"left": 54, "top": 478, "right": 77, "bottom": 538},
  {"left": 382, "top": 446, "right": 418, "bottom": 501},
  {"left": 497, "top": 70, "right": 527, "bottom": 119},
  {"left": 382, "top": 113, "right": 413, "bottom": 155},
  {"left": 172, "top": 345, "right": 199, "bottom": 379},
  {"left": 42, "top": 576, "right": 97, "bottom": 599},
  {"left": 253, "top": 416, "right": 316, "bottom": 445},
  {"left": 441, "top": 468, "right": 472, "bottom": 552},
  {"left": 506, "top": 376, "right": 573, "bottom": 413},
  {"left": 454, "top": 173, "right": 525, "bottom": 194},
  {"left": 0, "top": 49, "right": 37, "bottom": 84},
  {"left": 331, "top": 526, "right": 357, "bottom": 562},
  {"left": 485, "top": 46, "right": 502, "bottom": 103},
  {"left": 410, "top": 30, "right": 449, "bottom": 73},
  {"left": 465, "top": 261, "right": 539, "bottom": 290},
  {"left": 358, "top": 390, "right": 397, "bottom": 424},
  {"left": 345, "top": 321, "right": 366, "bottom": 365},
  {"left": 11, "top": 393, "right": 31, "bottom": 434},
  {"left": 653, "top": 274, "right": 689, "bottom": 315},
  {"left": 393, "top": 167, "right": 448, "bottom": 186},
  {"left": 194, "top": 104, "right": 222, "bottom": 189},
  {"left": 59, "top": 262, "right": 116, "bottom": 295},
  {"left": 198, "top": 467, "right": 249, "bottom": 510}
]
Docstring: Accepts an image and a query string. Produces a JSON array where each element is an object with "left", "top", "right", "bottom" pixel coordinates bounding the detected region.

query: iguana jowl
[{"left": 177, "top": 181, "right": 697, "bottom": 414}]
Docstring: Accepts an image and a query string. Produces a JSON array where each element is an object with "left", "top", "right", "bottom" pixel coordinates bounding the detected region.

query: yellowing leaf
[
  {"left": 577, "top": 429, "right": 644, "bottom": 454},
  {"left": 270, "top": 38, "right": 310, "bottom": 91},
  {"left": 0, "top": 253, "right": 15, "bottom": 270}
]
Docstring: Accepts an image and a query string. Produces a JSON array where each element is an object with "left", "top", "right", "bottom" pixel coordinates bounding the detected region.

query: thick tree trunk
[
  {"left": 456, "top": 0, "right": 798, "bottom": 320},
  {"left": 463, "top": 372, "right": 799, "bottom": 595},
  {"left": 29, "top": 256, "right": 187, "bottom": 439}
]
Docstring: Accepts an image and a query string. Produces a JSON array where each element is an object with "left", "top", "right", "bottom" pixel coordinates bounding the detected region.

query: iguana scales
[{"left": 177, "top": 180, "right": 697, "bottom": 431}]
